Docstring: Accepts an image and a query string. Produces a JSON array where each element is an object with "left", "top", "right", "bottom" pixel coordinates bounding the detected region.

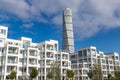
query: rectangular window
[
  {"left": 0, "top": 38, "right": 3, "bottom": 43},
  {"left": 0, "top": 29, "right": 6, "bottom": 35},
  {"left": 19, "top": 58, "right": 23, "bottom": 63},
  {"left": 0, "top": 47, "right": 2, "bottom": 52}
]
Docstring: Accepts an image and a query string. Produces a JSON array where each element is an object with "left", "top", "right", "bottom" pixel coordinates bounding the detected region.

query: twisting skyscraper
[{"left": 62, "top": 8, "right": 74, "bottom": 53}]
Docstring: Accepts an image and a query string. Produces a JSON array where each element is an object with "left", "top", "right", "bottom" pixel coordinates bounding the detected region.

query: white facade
[
  {"left": 71, "top": 46, "right": 120, "bottom": 80},
  {"left": 0, "top": 26, "right": 71, "bottom": 80}
]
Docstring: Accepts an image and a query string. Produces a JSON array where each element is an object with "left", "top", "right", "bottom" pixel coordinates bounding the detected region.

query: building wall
[
  {"left": 0, "top": 26, "right": 71, "bottom": 80},
  {"left": 71, "top": 46, "right": 120, "bottom": 80}
]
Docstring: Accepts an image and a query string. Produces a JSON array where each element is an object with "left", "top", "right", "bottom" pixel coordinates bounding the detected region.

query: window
[
  {"left": 0, "top": 29, "right": 6, "bottom": 35},
  {"left": 15, "top": 43, "right": 19, "bottom": 46},
  {"left": 19, "top": 67, "right": 22, "bottom": 71},
  {"left": 83, "top": 50, "right": 87, "bottom": 57},
  {"left": 78, "top": 51, "right": 82, "bottom": 58},
  {"left": 91, "top": 49, "right": 96, "bottom": 56},
  {"left": 19, "top": 58, "right": 24, "bottom": 63},
  {"left": 0, "top": 47, "right": 2, "bottom": 52},
  {"left": 8, "top": 42, "right": 13, "bottom": 45},
  {"left": 23, "top": 40, "right": 30, "bottom": 48},
  {"left": 0, "top": 38, "right": 3, "bottom": 43}
]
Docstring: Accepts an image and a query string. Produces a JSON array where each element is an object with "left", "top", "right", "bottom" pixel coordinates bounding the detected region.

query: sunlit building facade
[
  {"left": 71, "top": 46, "right": 120, "bottom": 80},
  {"left": 0, "top": 26, "right": 71, "bottom": 80}
]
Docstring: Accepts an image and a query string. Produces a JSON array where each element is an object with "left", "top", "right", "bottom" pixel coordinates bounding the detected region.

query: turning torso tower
[{"left": 62, "top": 8, "right": 74, "bottom": 54}]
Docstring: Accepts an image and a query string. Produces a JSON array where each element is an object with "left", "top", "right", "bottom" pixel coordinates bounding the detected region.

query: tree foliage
[
  {"left": 9, "top": 71, "right": 17, "bottom": 79},
  {"left": 87, "top": 70, "right": 93, "bottom": 79},
  {"left": 106, "top": 73, "right": 116, "bottom": 80},
  {"left": 66, "top": 69, "right": 74, "bottom": 79},
  {"left": 87, "top": 64, "right": 103, "bottom": 80},
  {"left": 18, "top": 76, "right": 24, "bottom": 80},
  {"left": 29, "top": 67, "right": 38, "bottom": 80},
  {"left": 114, "top": 66, "right": 120, "bottom": 80},
  {"left": 47, "top": 61, "right": 61, "bottom": 80},
  {"left": 47, "top": 72, "right": 53, "bottom": 79}
]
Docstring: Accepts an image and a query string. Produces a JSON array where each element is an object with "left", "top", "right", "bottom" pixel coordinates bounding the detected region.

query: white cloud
[
  {"left": 0, "top": 0, "right": 120, "bottom": 40},
  {"left": 0, "top": 0, "right": 30, "bottom": 19},
  {"left": 22, "top": 23, "right": 34, "bottom": 28}
]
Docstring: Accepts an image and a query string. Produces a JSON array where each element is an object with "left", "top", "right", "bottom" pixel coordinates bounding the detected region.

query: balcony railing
[
  {"left": 63, "top": 65, "right": 68, "bottom": 67},
  {"left": 8, "top": 50, "right": 18, "bottom": 54},
  {"left": 7, "top": 61, "right": 17, "bottom": 63},
  {"left": 47, "top": 55, "right": 53, "bottom": 58},
  {"left": 29, "top": 62, "right": 37, "bottom": 65},
  {"left": 62, "top": 57, "right": 68, "bottom": 59},
  {"left": 29, "top": 53, "right": 37, "bottom": 56}
]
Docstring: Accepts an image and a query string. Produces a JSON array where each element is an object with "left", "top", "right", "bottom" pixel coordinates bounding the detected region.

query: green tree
[
  {"left": 115, "top": 71, "right": 120, "bottom": 80},
  {"left": 47, "top": 61, "right": 61, "bottom": 80},
  {"left": 87, "top": 70, "right": 93, "bottom": 80},
  {"left": 29, "top": 67, "right": 38, "bottom": 80},
  {"left": 18, "top": 76, "right": 24, "bottom": 80},
  {"left": 47, "top": 72, "right": 53, "bottom": 79},
  {"left": 114, "top": 66, "right": 120, "bottom": 80},
  {"left": 6, "top": 75, "right": 10, "bottom": 79},
  {"left": 66, "top": 69, "right": 74, "bottom": 80},
  {"left": 107, "top": 73, "right": 116, "bottom": 80},
  {"left": 87, "top": 64, "right": 103, "bottom": 80},
  {"left": 110, "top": 76, "right": 116, "bottom": 80},
  {"left": 108, "top": 73, "right": 112, "bottom": 80},
  {"left": 9, "top": 71, "right": 17, "bottom": 80}
]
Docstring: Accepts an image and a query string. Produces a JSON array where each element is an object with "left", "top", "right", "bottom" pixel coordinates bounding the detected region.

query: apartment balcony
[
  {"left": 8, "top": 50, "right": 18, "bottom": 56},
  {"left": 29, "top": 62, "right": 37, "bottom": 65},
  {"left": 46, "top": 45, "right": 54, "bottom": 51},
  {"left": 40, "top": 63, "right": 45, "bottom": 67},
  {"left": 7, "top": 57, "right": 18, "bottom": 65},
  {"left": 47, "top": 48, "right": 54, "bottom": 51},
  {"left": 62, "top": 62, "right": 68, "bottom": 67},
  {"left": 29, "top": 53, "right": 37, "bottom": 56},
  {"left": 7, "top": 66, "right": 17, "bottom": 73},
  {"left": 8, "top": 50, "right": 18, "bottom": 54},
  {"left": 62, "top": 69, "right": 66, "bottom": 75},
  {"left": 40, "top": 55, "right": 45, "bottom": 59},
  {"left": 7, "top": 62, "right": 18, "bottom": 66},
  {"left": 46, "top": 55, "right": 53, "bottom": 58},
  {"left": 46, "top": 63, "right": 51, "bottom": 66},
  {"left": 7, "top": 61, "right": 17, "bottom": 64},
  {"left": 39, "top": 71, "right": 45, "bottom": 75},
  {"left": 62, "top": 57, "right": 68, "bottom": 60},
  {"left": 46, "top": 60, "right": 52, "bottom": 66},
  {"left": 29, "top": 59, "right": 37, "bottom": 66},
  {"left": 63, "top": 64, "right": 68, "bottom": 67},
  {"left": 79, "top": 70, "right": 82, "bottom": 75},
  {"left": 56, "top": 55, "right": 61, "bottom": 60},
  {"left": 40, "top": 52, "right": 45, "bottom": 57},
  {"left": 29, "top": 63, "right": 38, "bottom": 67}
]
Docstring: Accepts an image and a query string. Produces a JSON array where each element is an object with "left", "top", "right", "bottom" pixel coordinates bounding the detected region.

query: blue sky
[{"left": 0, "top": 0, "right": 120, "bottom": 54}]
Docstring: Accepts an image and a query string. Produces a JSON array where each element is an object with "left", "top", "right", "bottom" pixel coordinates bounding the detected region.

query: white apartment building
[
  {"left": 0, "top": 26, "right": 71, "bottom": 80},
  {"left": 71, "top": 46, "right": 120, "bottom": 80},
  {"left": 38, "top": 40, "right": 71, "bottom": 80}
]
